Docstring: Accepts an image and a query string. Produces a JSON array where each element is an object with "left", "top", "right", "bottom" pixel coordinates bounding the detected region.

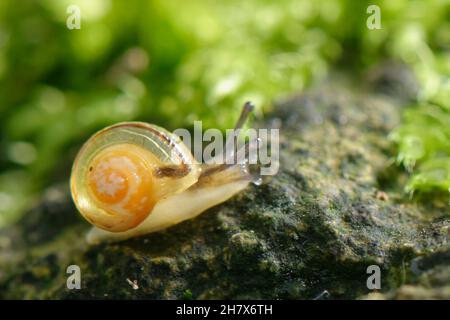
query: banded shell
[{"left": 70, "top": 122, "right": 201, "bottom": 232}]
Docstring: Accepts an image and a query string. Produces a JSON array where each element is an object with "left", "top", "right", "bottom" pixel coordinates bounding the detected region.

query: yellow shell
[{"left": 70, "top": 122, "right": 201, "bottom": 232}]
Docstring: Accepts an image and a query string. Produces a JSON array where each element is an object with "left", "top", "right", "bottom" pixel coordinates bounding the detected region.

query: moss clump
[{"left": 390, "top": 101, "right": 450, "bottom": 200}]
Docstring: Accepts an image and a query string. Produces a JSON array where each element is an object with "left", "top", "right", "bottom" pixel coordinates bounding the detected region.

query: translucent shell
[{"left": 70, "top": 122, "right": 201, "bottom": 232}]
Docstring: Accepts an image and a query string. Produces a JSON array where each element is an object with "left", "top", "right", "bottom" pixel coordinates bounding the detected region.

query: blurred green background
[{"left": 0, "top": 0, "right": 448, "bottom": 226}]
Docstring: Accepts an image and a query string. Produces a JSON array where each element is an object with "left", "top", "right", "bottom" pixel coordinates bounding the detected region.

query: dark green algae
[{"left": 0, "top": 69, "right": 448, "bottom": 299}]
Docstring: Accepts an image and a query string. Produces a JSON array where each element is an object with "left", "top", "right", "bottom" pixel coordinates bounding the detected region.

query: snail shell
[{"left": 70, "top": 122, "right": 201, "bottom": 233}]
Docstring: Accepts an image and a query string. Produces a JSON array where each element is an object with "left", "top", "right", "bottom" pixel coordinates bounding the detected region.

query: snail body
[{"left": 70, "top": 103, "right": 256, "bottom": 244}]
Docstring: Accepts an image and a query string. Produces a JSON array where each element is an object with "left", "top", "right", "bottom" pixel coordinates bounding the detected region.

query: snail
[{"left": 70, "top": 102, "right": 258, "bottom": 244}]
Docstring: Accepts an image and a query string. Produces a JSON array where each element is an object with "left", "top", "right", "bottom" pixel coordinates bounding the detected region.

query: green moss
[
  {"left": 183, "top": 289, "right": 193, "bottom": 300},
  {"left": 391, "top": 102, "right": 450, "bottom": 200}
]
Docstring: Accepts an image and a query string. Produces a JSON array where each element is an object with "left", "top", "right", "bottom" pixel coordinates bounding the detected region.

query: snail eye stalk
[{"left": 224, "top": 102, "right": 255, "bottom": 160}]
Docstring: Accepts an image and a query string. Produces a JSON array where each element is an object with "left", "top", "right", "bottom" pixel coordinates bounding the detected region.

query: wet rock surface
[{"left": 0, "top": 71, "right": 448, "bottom": 299}]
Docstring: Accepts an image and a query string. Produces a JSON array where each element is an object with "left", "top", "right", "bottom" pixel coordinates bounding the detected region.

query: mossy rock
[{"left": 0, "top": 68, "right": 448, "bottom": 299}]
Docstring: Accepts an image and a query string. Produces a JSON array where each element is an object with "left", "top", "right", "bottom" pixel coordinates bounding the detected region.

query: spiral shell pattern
[
  {"left": 85, "top": 144, "right": 158, "bottom": 231},
  {"left": 70, "top": 122, "right": 200, "bottom": 233}
]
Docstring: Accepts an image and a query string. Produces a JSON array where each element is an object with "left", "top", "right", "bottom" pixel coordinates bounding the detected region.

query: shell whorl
[
  {"left": 85, "top": 143, "right": 158, "bottom": 231},
  {"left": 70, "top": 122, "right": 201, "bottom": 233}
]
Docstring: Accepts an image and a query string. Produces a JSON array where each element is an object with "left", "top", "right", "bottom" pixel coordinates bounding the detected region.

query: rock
[
  {"left": 0, "top": 69, "right": 448, "bottom": 299},
  {"left": 362, "top": 247, "right": 450, "bottom": 299}
]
